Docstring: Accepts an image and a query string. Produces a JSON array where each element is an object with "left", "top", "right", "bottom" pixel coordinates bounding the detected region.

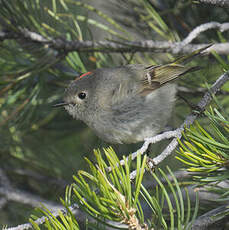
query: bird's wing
[
  {"left": 141, "top": 64, "right": 200, "bottom": 89},
  {"left": 139, "top": 45, "right": 211, "bottom": 95}
]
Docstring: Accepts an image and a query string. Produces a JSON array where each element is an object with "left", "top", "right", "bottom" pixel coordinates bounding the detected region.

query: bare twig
[
  {"left": 182, "top": 22, "right": 229, "bottom": 45},
  {"left": 110, "top": 130, "right": 180, "bottom": 173},
  {"left": 0, "top": 22, "right": 229, "bottom": 54}
]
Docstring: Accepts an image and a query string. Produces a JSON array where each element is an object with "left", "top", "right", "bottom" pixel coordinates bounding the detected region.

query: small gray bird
[{"left": 55, "top": 47, "right": 207, "bottom": 144}]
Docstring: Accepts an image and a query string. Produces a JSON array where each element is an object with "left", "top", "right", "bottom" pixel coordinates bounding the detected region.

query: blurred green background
[{"left": 0, "top": 0, "right": 228, "bottom": 226}]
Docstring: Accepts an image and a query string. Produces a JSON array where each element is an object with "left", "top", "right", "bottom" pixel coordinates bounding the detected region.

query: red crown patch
[
  {"left": 74, "top": 71, "right": 92, "bottom": 81},
  {"left": 80, "top": 71, "right": 92, "bottom": 78}
]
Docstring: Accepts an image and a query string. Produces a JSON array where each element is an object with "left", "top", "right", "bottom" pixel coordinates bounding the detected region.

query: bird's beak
[{"left": 52, "top": 101, "right": 69, "bottom": 107}]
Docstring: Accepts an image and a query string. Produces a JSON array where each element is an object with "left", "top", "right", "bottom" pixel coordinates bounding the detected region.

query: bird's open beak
[{"left": 52, "top": 101, "right": 69, "bottom": 107}]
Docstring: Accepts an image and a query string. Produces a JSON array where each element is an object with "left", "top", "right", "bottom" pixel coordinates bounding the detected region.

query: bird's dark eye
[{"left": 78, "top": 92, "right": 87, "bottom": 100}]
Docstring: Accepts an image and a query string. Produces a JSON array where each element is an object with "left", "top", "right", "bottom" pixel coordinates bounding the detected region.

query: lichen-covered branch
[
  {"left": 198, "top": 0, "right": 229, "bottom": 7},
  {"left": 1, "top": 22, "right": 229, "bottom": 54},
  {"left": 182, "top": 22, "right": 229, "bottom": 45}
]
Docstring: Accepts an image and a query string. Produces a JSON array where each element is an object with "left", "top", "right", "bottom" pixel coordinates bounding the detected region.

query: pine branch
[
  {"left": 1, "top": 22, "right": 229, "bottom": 54},
  {"left": 5, "top": 203, "right": 81, "bottom": 230},
  {"left": 128, "top": 71, "right": 229, "bottom": 179},
  {"left": 1, "top": 1, "right": 228, "bottom": 228},
  {"left": 0, "top": 168, "right": 81, "bottom": 230},
  {"left": 190, "top": 203, "right": 229, "bottom": 230},
  {"left": 148, "top": 71, "right": 229, "bottom": 166}
]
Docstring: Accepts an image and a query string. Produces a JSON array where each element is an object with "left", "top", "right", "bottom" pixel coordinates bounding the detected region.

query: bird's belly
[
  {"left": 93, "top": 120, "right": 161, "bottom": 144},
  {"left": 89, "top": 83, "right": 176, "bottom": 144}
]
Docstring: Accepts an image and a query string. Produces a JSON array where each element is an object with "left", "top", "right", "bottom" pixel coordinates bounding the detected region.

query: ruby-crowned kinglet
[{"left": 54, "top": 47, "right": 208, "bottom": 144}]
